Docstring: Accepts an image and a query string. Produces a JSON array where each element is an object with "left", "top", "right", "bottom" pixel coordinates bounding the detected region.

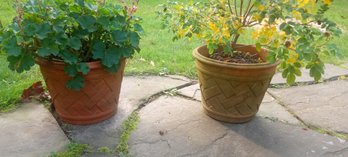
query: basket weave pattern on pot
[
  {"left": 193, "top": 44, "right": 278, "bottom": 123},
  {"left": 37, "top": 59, "right": 125, "bottom": 125},
  {"left": 198, "top": 71, "right": 272, "bottom": 123}
]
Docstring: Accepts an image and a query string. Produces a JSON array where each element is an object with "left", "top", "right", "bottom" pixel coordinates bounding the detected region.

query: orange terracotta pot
[
  {"left": 36, "top": 58, "right": 125, "bottom": 125},
  {"left": 193, "top": 44, "right": 279, "bottom": 123}
]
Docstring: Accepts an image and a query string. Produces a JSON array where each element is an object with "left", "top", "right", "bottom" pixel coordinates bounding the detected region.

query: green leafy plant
[
  {"left": 0, "top": 0, "right": 143, "bottom": 90},
  {"left": 116, "top": 111, "right": 140, "bottom": 156},
  {"left": 50, "top": 142, "right": 90, "bottom": 157},
  {"left": 158, "top": 0, "right": 342, "bottom": 84}
]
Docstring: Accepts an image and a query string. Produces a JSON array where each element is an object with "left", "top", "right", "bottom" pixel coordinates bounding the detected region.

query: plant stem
[
  {"left": 234, "top": 0, "right": 238, "bottom": 17},
  {"left": 240, "top": 0, "right": 243, "bottom": 18},
  {"left": 227, "top": 0, "right": 234, "bottom": 15}
]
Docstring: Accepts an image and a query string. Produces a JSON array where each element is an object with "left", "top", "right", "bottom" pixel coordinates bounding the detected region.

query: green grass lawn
[{"left": 0, "top": 0, "right": 348, "bottom": 112}]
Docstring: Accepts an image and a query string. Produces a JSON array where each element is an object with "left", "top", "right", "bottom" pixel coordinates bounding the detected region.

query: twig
[
  {"left": 227, "top": 0, "right": 234, "bottom": 15},
  {"left": 234, "top": 0, "right": 238, "bottom": 17}
]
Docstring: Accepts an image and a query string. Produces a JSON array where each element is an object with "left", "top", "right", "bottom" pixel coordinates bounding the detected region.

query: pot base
[
  {"left": 56, "top": 108, "right": 117, "bottom": 125},
  {"left": 202, "top": 104, "right": 254, "bottom": 123}
]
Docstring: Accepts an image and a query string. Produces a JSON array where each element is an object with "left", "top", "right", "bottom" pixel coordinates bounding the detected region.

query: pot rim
[
  {"left": 35, "top": 57, "right": 124, "bottom": 70},
  {"left": 192, "top": 44, "right": 280, "bottom": 69}
]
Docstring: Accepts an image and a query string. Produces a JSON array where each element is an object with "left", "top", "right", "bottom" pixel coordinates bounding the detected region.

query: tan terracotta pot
[
  {"left": 36, "top": 58, "right": 125, "bottom": 125},
  {"left": 193, "top": 44, "right": 279, "bottom": 123}
]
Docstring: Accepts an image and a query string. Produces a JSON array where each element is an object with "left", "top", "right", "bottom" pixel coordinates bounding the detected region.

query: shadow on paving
[{"left": 128, "top": 96, "right": 348, "bottom": 157}]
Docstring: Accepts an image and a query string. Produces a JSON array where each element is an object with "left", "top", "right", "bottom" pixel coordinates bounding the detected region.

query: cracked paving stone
[
  {"left": 61, "top": 76, "right": 188, "bottom": 156},
  {"left": 268, "top": 80, "right": 348, "bottom": 134},
  {"left": 178, "top": 84, "right": 300, "bottom": 125},
  {"left": 129, "top": 96, "right": 348, "bottom": 157},
  {"left": 271, "top": 64, "right": 348, "bottom": 84},
  {"left": 0, "top": 102, "right": 69, "bottom": 157}
]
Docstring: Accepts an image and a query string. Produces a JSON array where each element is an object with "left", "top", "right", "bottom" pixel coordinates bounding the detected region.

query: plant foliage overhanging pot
[
  {"left": 159, "top": 0, "right": 341, "bottom": 123},
  {"left": 0, "top": 0, "right": 143, "bottom": 124}
]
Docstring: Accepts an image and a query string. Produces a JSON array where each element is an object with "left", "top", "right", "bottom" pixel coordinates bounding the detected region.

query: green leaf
[
  {"left": 112, "top": 30, "right": 128, "bottom": 43},
  {"left": 76, "top": 15, "right": 96, "bottom": 32},
  {"left": 38, "top": 47, "right": 52, "bottom": 57},
  {"left": 36, "top": 23, "right": 51, "bottom": 39},
  {"left": 294, "top": 62, "right": 302, "bottom": 68},
  {"left": 105, "top": 62, "right": 121, "bottom": 73},
  {"left": 134, "top": 24, "right": 144, "bottom": 33},
  {"left": 310, "top": 66, "right": 323, "bottom": 82},
  {"left": 64, "top": 64, "right": 78, "bottom": 77},
  {"left": 75, "top": 0, "right": 85, "bottom": 7},
  {"left": 282, "top": 68, "right": 289, "bottom": 78},
  {"left": 97, "top": 16, "right": 111, "bottom": 30},
  {"left": 93, "top": 42, "right": 121, "bottom": 67},
  {"left": 118, "top": 47, "right": 133, "bottom": 58},
  {"left": 55, "top": 33, "right": 69, "bottom": 46},
  {"left": 41, "top": 40, "right": 60, "bottom": 55},
  {"left": 102, "top": 46, "right": 121, "bottom": 67},
  {"left": 64, "top": 63, "right": 90, "bottom": 77},
  {"left": 60, "top": 51, "right": 79, "bottom": 64},
  {"left": 69, "top": 37, "right": 82, "bottom": 50},
  {"left": 67, "top": 75, "right": 84, "bottom": 90},
  {"left": 266, "top": 52, "right": 276, "bottom": 63},
  {"left": 22, "top": 23, "right": 38, "bottom": 36},
  {"left": 294, "top": 67, "right": 302, "bottom": 76},
  {"left": 129, "top": 32, "right": 140, "bottom": 48},
  {"left": 78, "top": 63, "right": 90, "bottom": 75},
  {"left": 92, "top": 41, "right": 106, "bottom": 59},
  {"left": 3, "top": 36, "right": 22, "bottom": 56},
  {"left": 7, "top": 53, "right": 35, "bottom": 73},
  {"left": 286, "top": 73, "right": 296, "bottom": 85}
]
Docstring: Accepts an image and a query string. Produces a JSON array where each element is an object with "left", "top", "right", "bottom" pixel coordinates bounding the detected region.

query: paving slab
[
  {"left": 0, "top": 102, "right": 69, "bottom": 157},
  {"left": 258, "top": 95, "right": 301, "bottom": 126},
  {"left": 178, "top": 83, "right": 201, "bottom": 101},
  {"left": 62, "top": 76, "right": 188, "bottom": 156},
  {"left": 271, "top": 64, "right": 348, "bottom": 84},
  {"left": 129, "top": 96, "right": 348, "bottom": 157},
  {"left": 268, "top": 80, "right": 348, "bottom": 134},
  {"left": 178, "top": 84, "right": 301, "bottom": 125}
]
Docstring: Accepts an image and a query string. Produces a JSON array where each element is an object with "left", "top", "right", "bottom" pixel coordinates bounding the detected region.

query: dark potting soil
[{"left": 209, "top": 51, "right": 265, "bottom": 64}]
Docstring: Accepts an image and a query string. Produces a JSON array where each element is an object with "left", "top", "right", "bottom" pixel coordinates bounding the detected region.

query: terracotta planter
[
  {"left": 193, "top": 44, "right": 279, "bottom": 123},
  {"left": 36, "top": 58, "right": 125, "bottom": 125}
]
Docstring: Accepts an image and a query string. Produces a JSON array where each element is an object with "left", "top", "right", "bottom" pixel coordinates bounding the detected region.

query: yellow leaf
[
  {"left": 322, "top": 0, "right": 333, "bottom": 5},
  {"left": 252, "top": 31, "right": 259, "bottom": 39},
  {"left": 258, "top": 5, "right": 265, "bottom": 11},
  {"left": 209, "top": 22, "right": 219, "bottom": 33},
  {"left": 292, "top": 10, "right": 302, "bottom": 20},
  {"left": 287, "top": 52, "right": 299, "bottom": 64},
  {"left": 297, "top": 0, "right": 309, "bottom": 8}
]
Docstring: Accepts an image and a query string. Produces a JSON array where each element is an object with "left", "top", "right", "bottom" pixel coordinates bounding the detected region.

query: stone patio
[{"left": 1, "top": 63, "right": 348, "bottom": 157}]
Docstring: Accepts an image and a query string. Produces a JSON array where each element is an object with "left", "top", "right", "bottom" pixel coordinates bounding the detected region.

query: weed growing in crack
[
  {"left": 97, "top": 146, "right": 112, "bottom": 154},
  {"left": 116, "top": 111, "right": 140, "bottom": 156},
  {"left": 50, "top": 142, "right": 90, "bottom": 157},
  {"left": 164, "top": 88, "right": 178, "bottom": 96}
]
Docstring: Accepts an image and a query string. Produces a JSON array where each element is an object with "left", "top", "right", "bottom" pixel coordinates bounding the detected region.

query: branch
[
  {"left": 240, "top": 0, "right": 243, "bottom": 17},
  {"left": 234, "top": 0, "right": 238, "bottom": 17},
  {"left": 227, "top": 0, "right": 234, "bottom": 15}
]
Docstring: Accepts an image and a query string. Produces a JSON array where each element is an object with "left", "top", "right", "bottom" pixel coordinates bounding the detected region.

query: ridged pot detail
[
  {"left": 36, "top": 58, "right": 125, "bottom": 125},
  {"left": 193, "top": 44, "right": 279, "bottom": 123}
]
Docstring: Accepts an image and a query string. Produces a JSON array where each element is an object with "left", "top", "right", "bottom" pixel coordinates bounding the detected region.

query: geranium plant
[
  {"left": 0, "top": 0, "right": 143, "bottom": 89},
  {"left": 159, "top": 0, "right": 341, "bottom": 84}
]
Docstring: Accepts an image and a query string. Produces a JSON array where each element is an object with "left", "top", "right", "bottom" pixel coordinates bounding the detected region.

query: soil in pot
[{"left": 210, "top": 50, "right": 265, "bottom": 64}]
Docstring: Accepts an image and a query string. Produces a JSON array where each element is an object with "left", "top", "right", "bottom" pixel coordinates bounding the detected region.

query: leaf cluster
[
  {"left": 0, "top": 0, "right": 143, "bottom": 90},
  {"left": 158, "top": 0, "right": 342, "bottom": 84}
]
